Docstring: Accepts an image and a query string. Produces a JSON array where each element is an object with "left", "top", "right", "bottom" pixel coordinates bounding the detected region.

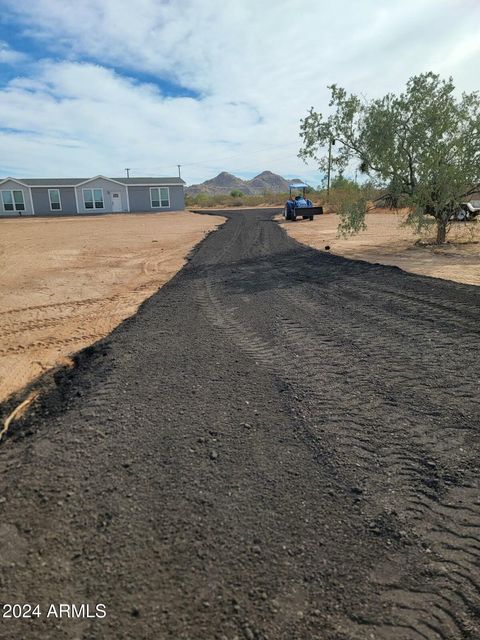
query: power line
[
  {"left": 180, "top": 140, "right": 299, "bottom": 169},
  {"left": 135, "top": 140, "right": 301, "bottom": 176},
  {"left": 124, "top": 140, "right": 316, "bottom": 183}
]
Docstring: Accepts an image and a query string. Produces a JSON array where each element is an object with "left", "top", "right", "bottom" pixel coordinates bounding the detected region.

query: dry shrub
[{"left": 186, "top": 189, "right": 331, "bottom": 209}]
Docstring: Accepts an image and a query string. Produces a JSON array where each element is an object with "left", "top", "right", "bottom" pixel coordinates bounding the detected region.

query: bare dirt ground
[
  {"left": 281, "top": 210, "right": 480, "bottom": 286},
  {"left": 0, "top": 212, "right": 222, "bottom": 402}
]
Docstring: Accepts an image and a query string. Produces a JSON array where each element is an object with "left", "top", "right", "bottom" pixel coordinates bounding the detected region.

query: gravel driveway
[{"left": 1, "top": 209, "right": 479, "bottom": 639}]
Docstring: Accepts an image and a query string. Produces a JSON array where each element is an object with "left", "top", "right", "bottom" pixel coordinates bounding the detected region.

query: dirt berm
[{"left": 0, "top": 209, "right": 479, "bottom": 640}]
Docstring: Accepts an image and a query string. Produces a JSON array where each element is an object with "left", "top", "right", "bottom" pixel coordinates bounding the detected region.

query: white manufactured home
[{"left": 0, "top": 175, "right": 185, "bottom": 216}]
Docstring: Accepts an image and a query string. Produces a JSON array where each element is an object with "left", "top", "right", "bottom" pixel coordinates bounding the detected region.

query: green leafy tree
[
  {"left": 230, "top": 189, "right": 244, "bottom": 198},
  {"left": 330, "top": 174, "right": 356, "bottom": 189},
  {"left": 299, "top": 72, "right": 480, "bottom": 243}
]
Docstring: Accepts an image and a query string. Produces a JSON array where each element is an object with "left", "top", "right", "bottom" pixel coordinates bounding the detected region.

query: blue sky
[{"left": 0, "top": 0, "right": 479, "bottom": 186}]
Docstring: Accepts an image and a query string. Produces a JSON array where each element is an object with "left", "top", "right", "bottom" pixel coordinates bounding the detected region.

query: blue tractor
[{"left": 283, "top": 182, "right": 323, "bottom": 221}]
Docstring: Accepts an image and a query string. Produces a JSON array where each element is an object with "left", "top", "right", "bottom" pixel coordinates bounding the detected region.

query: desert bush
[
  {"left": 190, "top": 193, "right": 215, "bottom": 207},
  {"left": 186, "top": 192, "right": 281, "bottom": 207}
]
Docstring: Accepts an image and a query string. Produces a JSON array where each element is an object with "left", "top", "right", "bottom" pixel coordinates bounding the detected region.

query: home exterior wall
[
  {"left": 0, "top": 177, "right": 185, "bottom": 216},
  {"left": 0, "top": 180, "right": 34, "bottom": 215},
  {"left": 128, "top": 185, "right": 184, "bottom": 212},
  {"left": 75, "top": 178, "right": 129, "bottom": 214},
  {"left": 31, "top": 187, "right": 77, "bottom": 215}
]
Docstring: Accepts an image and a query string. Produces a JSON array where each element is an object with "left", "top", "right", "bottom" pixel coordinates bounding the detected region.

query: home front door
[{"left": 111, "top": 192, "right": 122, "bottom": 212}]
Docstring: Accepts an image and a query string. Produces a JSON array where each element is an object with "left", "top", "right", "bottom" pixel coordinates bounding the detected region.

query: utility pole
[
  {"left": 125, "top": 168, "right": 130, "bottom": 179},
  {"left": 177, "top": 164, "right": 182, "bottom": 179},
  {"left": 327, "top": 139, "right": 334, "bottom": 199}
]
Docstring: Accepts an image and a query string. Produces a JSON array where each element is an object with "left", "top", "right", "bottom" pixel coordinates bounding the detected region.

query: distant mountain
[
  {"left": 186, "top": 171, "right": 248, "bottom": 196},
  {"left": 186, "top": 171, "right": 303, "bottom": 196},
  {"left": 247, "top": 170, "right": 290, "bottom": 194}
]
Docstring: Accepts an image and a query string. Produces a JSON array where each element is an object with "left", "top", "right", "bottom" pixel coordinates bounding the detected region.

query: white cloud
[
  {"left": 0, "top": 61, "right": 269, "bottom": 180},
  {"left": 0, "top": 41, "right": 27, "bottom": 64},
  {"left": 1, "top": 0, "right": 480, "bottom": 184}
]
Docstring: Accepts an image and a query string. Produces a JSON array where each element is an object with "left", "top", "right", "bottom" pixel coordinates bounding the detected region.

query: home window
[
  {"left": 150, "top": 187, "right": 169, "bottom": 208},
  {"left": 1, "top": 190, "right": 25, "bottom": 211},
  {"left": 83, "top": 188, "right": 104, "bottom": 209},
  {"left": 48, "top": 189, "right": 62, "bottom": 211}
]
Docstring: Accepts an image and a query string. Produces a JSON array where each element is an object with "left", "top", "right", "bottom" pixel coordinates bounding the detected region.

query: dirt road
[{"left": 1, "top": 209, "right": 479, "bottom": 639}]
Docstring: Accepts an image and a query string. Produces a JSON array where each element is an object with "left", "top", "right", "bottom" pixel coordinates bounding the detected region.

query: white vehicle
[{"left": 452, "top": 200, "right": 480, "bottom": 221}]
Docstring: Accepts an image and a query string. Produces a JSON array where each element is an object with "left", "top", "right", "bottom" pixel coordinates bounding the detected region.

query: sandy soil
[
  {"left": 281, "top": 210, "right": 480, "bottom": 286},
  {"left": 189, "top": 205, "right": 281, "bottom": 210},
  {"left": 0, "top": 212, "right": 222, "bottom": 403}
]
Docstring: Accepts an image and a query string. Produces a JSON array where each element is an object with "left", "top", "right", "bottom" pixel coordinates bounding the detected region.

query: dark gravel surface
[{"left": 0, "top": 209, "right": 479, "bottom": 640}]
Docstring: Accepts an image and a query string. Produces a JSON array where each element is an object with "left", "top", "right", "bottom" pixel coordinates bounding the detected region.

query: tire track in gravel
[
  {"left": 190, "top": 210, "right": 480, "bottom": 639},
  {"left": 272, "top": 302, "right": 480, "bottom": 640},
  {"left": 0, "top": 209, "right": 479, "bottom": 640}
]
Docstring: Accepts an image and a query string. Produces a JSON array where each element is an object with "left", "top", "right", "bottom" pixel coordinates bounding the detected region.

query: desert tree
[{"left": 299, "top": 72, "right": 480, "bottom": 243}]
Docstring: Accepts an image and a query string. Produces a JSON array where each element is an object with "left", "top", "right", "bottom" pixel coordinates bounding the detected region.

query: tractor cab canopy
[
  {"left": 288, "top": 182, "right": 309, "bottom": 198},
  {"left": 284, "top": 182, "right": 321, "bottom": 220},
  {"left": 288, "top": 182, "right": 312, "bottom": 208}
]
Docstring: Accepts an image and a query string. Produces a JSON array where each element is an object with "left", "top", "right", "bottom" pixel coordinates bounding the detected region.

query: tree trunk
[{"left": 436, "top": 218, "right": 447, "bottom": 244}]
